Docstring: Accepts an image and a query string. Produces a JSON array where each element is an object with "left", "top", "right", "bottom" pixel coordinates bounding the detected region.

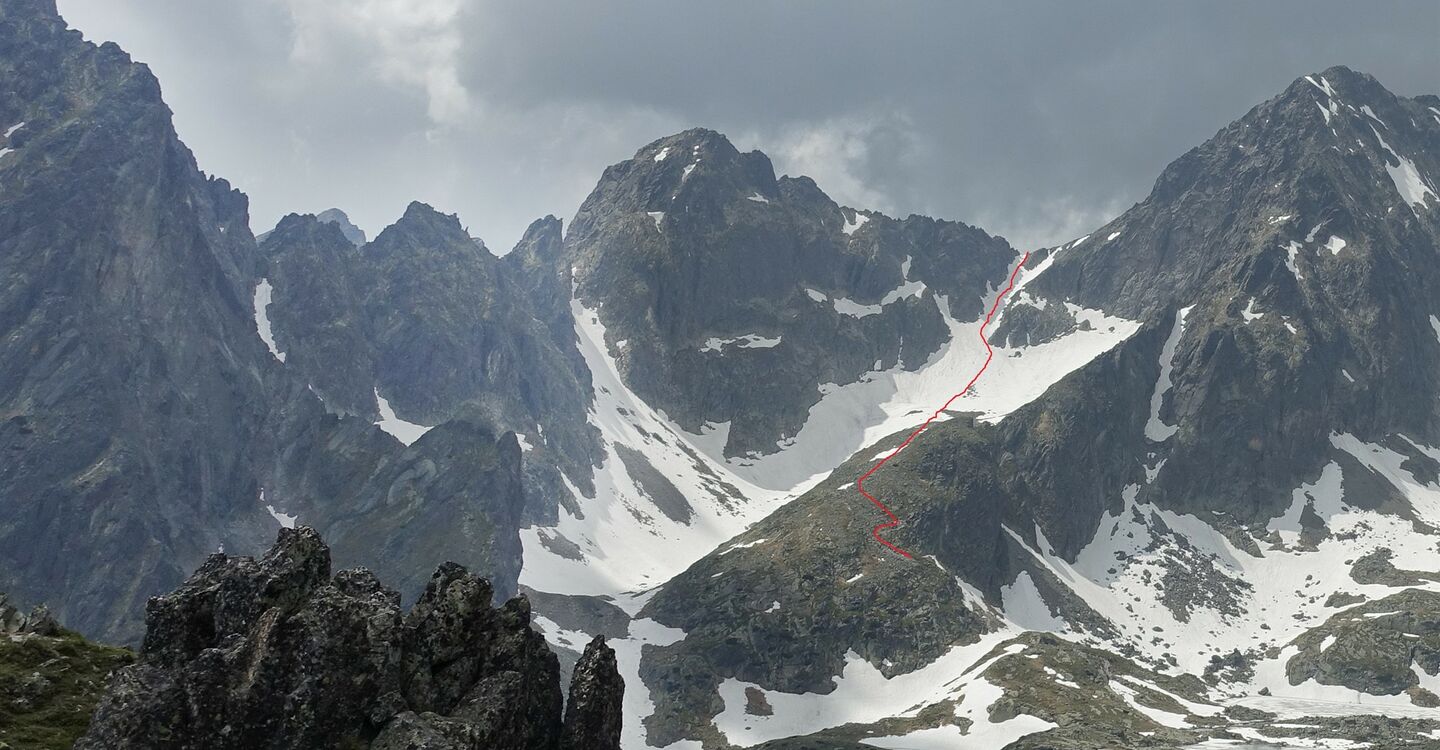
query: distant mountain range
[{"left": 1, "top": 1, "right": 1438, "bottom": 748}]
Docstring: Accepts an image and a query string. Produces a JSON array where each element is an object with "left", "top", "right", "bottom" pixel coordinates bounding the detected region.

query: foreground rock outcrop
[{"left": 77, "top": 527, "right": 622, "bottom": 749}]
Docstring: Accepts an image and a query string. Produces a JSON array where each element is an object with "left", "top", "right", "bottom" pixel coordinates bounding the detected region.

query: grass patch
[{"left": 0, "top": 630, "right": 134, "bottom": 749}]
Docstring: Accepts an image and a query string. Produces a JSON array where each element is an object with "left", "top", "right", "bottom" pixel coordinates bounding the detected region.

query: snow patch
[
  {"left": 374, "top": 389, "right": 432, "bottom": 446},
  {"left": 1241, "top": 299, "right": 1264, "bottom": 323},
  {"left": 1001, "top": 571, "right": 1067, "bottom": 632},
  {"left": 1304, "top": 75, "right": 1336, "bottom": 97},
  {"left": 260, "top": 489, "right": 297, "bottom": 529},
  {"left": 842, "top": 211, "right": 869, "bottom": 235},
  {"left": 719, "top": 538, "right": 769, "bottom": 555},
  {"left": 653, "top": 146, "right": 670, "bottom": 162},
  {"left": 701, "top": 334, "right": 782, "bottom": 353},
  {"left": 1370, "top": 125, "right": 1437, "bottom": 209},
  {"left": 647, "top": 211, "right": 664, "bottom": 230},
  {"left": 1360, "top": 104, "right": 1386, "bottom": 127},
  {"left": 1145, "top": 306, "right": 1192, "bottom": 442},
  {"left": 252, "top": 279, "right": 286, "bottom": 363},
  {"left": 1283, "top": 241, "right": 1305, "bottom": 281},
  {"left": 1324, "top": 236, "right": 1347, "bottom": 255},
  {"left": 829, "top": 254, "right": 926, "bottom": 317},
  {"left": 713, "top": 632, "right": 1029, "bottom": 747},
  {"left": 746, "top": 192, "right": 770, "bottom": 203}
]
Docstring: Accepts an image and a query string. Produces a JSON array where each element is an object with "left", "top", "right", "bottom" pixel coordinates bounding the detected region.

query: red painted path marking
[{"left": 856, "top": 251, "right": 1031, "bottom": 558}]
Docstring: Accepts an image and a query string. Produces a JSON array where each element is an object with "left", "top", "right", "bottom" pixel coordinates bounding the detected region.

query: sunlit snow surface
[
  {"left": 517, "top": 299, "right": 791, "bottom": 598},
  {"left": 712, "top": 634, "right": 1024, "bottom": 746},
  {"left": 522, "top": 253, "right": 1141, "bottom": 597}
]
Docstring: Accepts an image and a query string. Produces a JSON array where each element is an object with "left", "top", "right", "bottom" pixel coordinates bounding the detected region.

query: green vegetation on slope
[{"left": 0, "top": 629, "right": 134, "bottom": 750}]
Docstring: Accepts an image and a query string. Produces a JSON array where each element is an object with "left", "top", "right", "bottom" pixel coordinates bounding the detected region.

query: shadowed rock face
[
  {"left": 260, "top": 207, "right": 602, "bottom": 526},
  {"left": 563, "top": 128, "right": 1016, "bottom": 459},
  {"left": 78, "top": 527, "right": 624, "bottom": 750},
  {"left": 563, "top": 635, "right": 625, "bottom": 750},
  {"left": 0, "top": 0, "right": 537, "bottom": 643}
]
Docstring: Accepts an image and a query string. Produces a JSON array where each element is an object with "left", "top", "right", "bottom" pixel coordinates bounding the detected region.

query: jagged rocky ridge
[
  {"left": 77, "top": 527, "right": 623, "bottom": 750},
  {"left": 0, "top": 0, "right": 533, "bottom": 643},
  {"left": 258, "top": 204, "right": 601, "bottom": 526}
]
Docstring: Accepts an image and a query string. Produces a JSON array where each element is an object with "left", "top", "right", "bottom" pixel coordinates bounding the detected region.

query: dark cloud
[{"left": 58, "top": 0, "right": 1438, "bottom": 252}]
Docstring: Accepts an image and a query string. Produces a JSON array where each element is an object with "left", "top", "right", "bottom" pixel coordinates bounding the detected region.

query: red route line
[{"left": 856, "top": 251, "right": 1031, "bottom": 559}]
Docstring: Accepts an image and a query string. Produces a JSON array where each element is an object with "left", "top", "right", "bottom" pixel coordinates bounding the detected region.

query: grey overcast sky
[{"left": 57, "top": 1, "right": 1438, "bottom": 253}]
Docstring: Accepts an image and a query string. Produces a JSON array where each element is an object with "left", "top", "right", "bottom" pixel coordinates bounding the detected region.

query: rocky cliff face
[
  {"left": 0, "top": 0, "right": 276, "bottom": 641},
  {"left": 78, "top": 527, "right": 624, "bottom": 750},
  {"left": 0, "top": 0, "right": 534, "bottom": 643},
  {"left": 259, "top": 204, "right": 601, "bottom": 525},
  {"left": 563, "top": 128, "right": 1016, "bottom": 460}
]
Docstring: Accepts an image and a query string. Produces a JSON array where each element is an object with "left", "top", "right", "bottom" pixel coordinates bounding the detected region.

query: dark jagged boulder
[
  {"left": 77, "top": 527, "right": 623, "bottom": 750},
  {"left": 563, "top": 635, "right": 625, "bottom": 750}
]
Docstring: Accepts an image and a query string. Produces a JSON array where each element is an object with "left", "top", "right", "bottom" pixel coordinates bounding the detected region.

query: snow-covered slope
[{"left": 520, "top": 254, "right": 1139, "bottom": 599}]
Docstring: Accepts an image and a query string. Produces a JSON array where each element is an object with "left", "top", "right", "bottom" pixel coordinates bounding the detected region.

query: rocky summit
[{"left": 76, "top": 526, "right": 624, "bottom": 750}]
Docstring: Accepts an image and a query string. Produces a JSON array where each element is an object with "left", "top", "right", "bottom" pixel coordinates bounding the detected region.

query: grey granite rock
[{"left": 77, "top": 527, "right": 621, "bottom": 749}]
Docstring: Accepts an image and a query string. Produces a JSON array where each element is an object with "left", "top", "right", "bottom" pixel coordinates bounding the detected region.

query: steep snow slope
[{"left": 520, "top": 254, "right": 1139, "bottom": 598}]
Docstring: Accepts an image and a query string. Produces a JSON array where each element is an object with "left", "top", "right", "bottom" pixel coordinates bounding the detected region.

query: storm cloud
[{"left": 58, "top": 0, "right": 1438, "bottom": 252}]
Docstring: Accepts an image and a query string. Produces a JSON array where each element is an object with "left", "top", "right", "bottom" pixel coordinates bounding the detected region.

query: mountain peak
[
  {"left": 1279, "top": 65, "right": 1389, "bottom": 110},
  {"left": 637, "top": 127, "right": 739, "bottom": 161},
  {"left": 315, "top": 208, "right": 366, "bottom": 246},
  {"left": 357, "top": 201, "right": 485, "bottom": 262}
]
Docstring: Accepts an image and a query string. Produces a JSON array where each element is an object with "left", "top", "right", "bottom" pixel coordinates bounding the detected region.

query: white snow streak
[
  {"left": 701, "top": 334, "right": 782, "bottom": 353},
  {"left": 1370, "top": 125, "right": 1437, "bottom": 209},
  {"left": 252, "top": 279, "right": 286, "bottom": 363},
  {"left": 1145, "top": 306, "right": 1191, "bottom": 442}
]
